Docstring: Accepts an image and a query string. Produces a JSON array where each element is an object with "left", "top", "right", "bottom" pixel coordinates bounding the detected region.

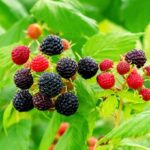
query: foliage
[{"left": 0, "top": 0, "right": 150, "bottom": 150}]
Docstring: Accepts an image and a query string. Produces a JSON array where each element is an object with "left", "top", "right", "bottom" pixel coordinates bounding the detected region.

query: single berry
[
  {"left": 88, "top": 147, "right": 94, "bottom": 150},
  {"left": 139, "top": 88, "right": 150, "bottom": 101},
  {"left": 24, "top": 61, "right": 31, "bottom": 69},
  {"left": 144, "top": 66, "right": 150, "bottom": 76},
  {"left": 57, "top": 122, "right": 69, "bottom": 136},
  {"left": 11, "top": 46, "right": 30, "bottom": 65},
  {"left": 55, "top": 92, "right": 79, "bottom": 116},
  {"left": 30, "top": 55, "right": 49, "bottom": 72},
  {"left": 40, "top": 35, "right": 64, "bottom": 56},
  {"left": 125, "top": 49, "right": 147, "bottom": 68},
  {"left": 33, "top": 92, "right": 54, "bottom": 110},
  {"left": 117, "top": 61, "right": 130, "bottom": 75},
  {"left": 14, "top": 69, "right": 33, "bottom": 89},
  {"left": 56, "top": 58, "right": 77, "bottom": 79},
  {"left": 62, "top": 39, "right": 70, "bottom": 50},
  {"left": 99, "top": 59, "right": 113, "bottom": 71},
  {"left": 97, "top": 73, "right": 115, "bottom": 89},
  {"left": 38, "top": 73, "right": 63, "bottom": 97},
  {"left": 13, "top": 90, "right": 33, "bottom": 112},
  {"left": 78, "top": 57, "right": 98, "bottom": 79},
  {"left": 127, "top": 69, "right": 143, "bottom": 89},
  {"left": 27, "top": 23, "right": 42, "bottom": 39},
  {"left": 87, "top": 137, "right": 98, "bottom": 147}
]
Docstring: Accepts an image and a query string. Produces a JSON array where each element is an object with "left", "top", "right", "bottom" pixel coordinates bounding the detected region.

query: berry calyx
[
  {"left": 117, "top": 61, "right": 130, "bottom": 75},
  {"left": 57, "top": 122, "right": 69, "bottom": 136},
  {"left": 27, "top": 23, "right": 42, "bottom": 39},
  {"left": 55, "top": 92, "right": 79, "bottom": 116},
  {"left": 144, "top": 66, "right": 150, "bottom": 76},
  {"left": 127, "top": 69, "right": 143, "bottom": 90},
  {"left": 78, "top": 57, "right": 98, "bottom": 79},
  {"left": 125, "top": 49, "right": 147, "bottom": 68},
  {"left": 11, "top": 46, "right": 30, "bottom": 65},
  {"left": 99, "top": 59, "right": 113, "bottom": 71},
  {"left": 56, "top": 58, "right": 77, "bottom": 79},
  {"left": 62, "top": 39, "right": 70, "bottom": 50},
  {"left": 40, "top": 35, "right": 64, "bottom": 56},
  {"left": 97, "top": 73, "right": 115, "bottom": 89},
  {"left": 14, "top": 69, "right": 33, "bottom": 89},
  {"left": 139, "top": 88, "right": 150, "bottom": 101},
  {"left": 30, "top": 55, "right": 49, "bottom": 72}
]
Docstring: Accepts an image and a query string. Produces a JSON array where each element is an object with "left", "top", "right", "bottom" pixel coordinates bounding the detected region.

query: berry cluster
[
  {"left": 11, "top": 26, "right": 99, "bottom": 116},
  {"left": 97, "top": 49, "right": 150, "bottom": 101},
  {"left": 87, "top": 137, "right": 97, "bottom": 150}
]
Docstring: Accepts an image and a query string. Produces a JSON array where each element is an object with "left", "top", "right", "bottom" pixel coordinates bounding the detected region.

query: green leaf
[
  {"left": 121, "top": 0, "right": 150, "bottom": 32},
  {"left": 0, "top": 119, "right": 31, "bottom": 150},
  {"left": 0, "top": 16, "right": 33, "bottom": 47},
  {"left": 144, "top": 24, "right": 150, "bottom": 61},
  {"left": 98, "top": 110, "right": 150, "bottom": 145},
  {"left": 31, "top": 0, "right": 98, "bottom": 53},
  {"left": 39, "top": 112, "right": 61, "bottom": 150},
  {"left": 100, "top": 95, "right": 118, "bottom": 117},
  {"left": 118, "top": 90, "right": 144, "bottom": 104},
  {"left": 82, "top": 32, "right": 142, "bottom": 61}
]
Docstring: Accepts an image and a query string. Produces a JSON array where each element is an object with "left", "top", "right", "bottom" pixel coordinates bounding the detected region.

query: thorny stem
[{"left": 115, "top": 99, "right": 123, "bottom": 128}]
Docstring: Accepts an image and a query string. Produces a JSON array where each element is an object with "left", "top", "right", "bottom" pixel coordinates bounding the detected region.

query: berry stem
[{"left": 115, "top": 99, "right": 123, "bottom": 128}]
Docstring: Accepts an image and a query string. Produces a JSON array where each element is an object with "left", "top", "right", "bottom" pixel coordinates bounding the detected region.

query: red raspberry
[
  {"left": 139, "top": 88, "right": 150, "bottom": 101},
  {"left": 117, "top": 61, "right": 130, "bottom": 75},
  {"left": 57, "top": 122, "right": 69, "bottom": 136},
  {"left": 99, "top": 59, "right": 113, "bottom": 71},
  {"left": 88, "top": 147, "right": 94, "bottom": 150},
  {"left": 97, "top": 73, "right": 115, "bottom": 89},
  {"left": 11, "top": 46, "right": 30, "bottom": 65},
  {"left": 30, "top": 55, "right": 49, "bottom": 72},
  {"left": 62, "top": 39, "right": 70, "bottom": 50},
  {"left": 87, "top": 137, "right": 97, "bottom": 147},
  {"left": 127, "top": 69, "right": 143, "bottom": 90},
  {"left": 144, "top": 66, "right": 150, "bottom": 76},
  {"left": 27, "top": 23, "right": 42, "bottom": 39}
]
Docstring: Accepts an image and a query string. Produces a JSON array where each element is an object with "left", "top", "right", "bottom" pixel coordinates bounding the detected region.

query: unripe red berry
[
  {"left": 30, "top": 55, "right": 49, "bottom": 72},
  {"left": 87, "top": 137, "right": 98, "bottom": 147},
  {"left": 11, "top": 46, "right": 30, "bottom": 65},
  {"left": 48, "top": 144, "right": 54, "bottom": 150},
  {"left": 88, "top": 147, "right": 95, "bottom": 150},
  {"left": 27, "top": 23, "right": 42, "bottom": 39},
  {"left": 144, "top": 66, "right": 150, "bottom": 76},
  {"left": 62, "top": 39, "right": 70, "bottom": 50},
  {"left": 139, "top": 88, "right": 150, "bottom": 101},
  {"left": 117, "top": 61, "right": 130, "bottom": 75},
  {"left": 99, "top": 59, "right": 113, "bottom": 71},
  {"left": 127, "top": 69, "right": 143, "bottom": 90},
  {"left": 97, "top": 73, "right": 115, "bottom": 89},
  {"left": 57, "top": 123, "right": 69, "bottom": 136}
]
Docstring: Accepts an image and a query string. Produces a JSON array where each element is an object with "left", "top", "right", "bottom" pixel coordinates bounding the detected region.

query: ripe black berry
[
  {"left": 33, "top": 92, "right": 54, "bottom": 111},
  {"left": 78, "top": 57, "right": 98, "bottom": 79},
  {"left": 55, "top": 92, "right": 79, "bottom": 116},
  {"left": 13, "top": 90, "right": 33, "bottom": 112},
  {"left": 40, "top": 35, "right": 64, "bottom": 56},
  {"left": 125, "top": 49, "right": 147, "bottom": 68},
  {"left": 56, "top": 58, "right": 77, "bottom": 79},
  {"left": 14, "top": 69, "right": 33, "bottom": 89},
  {"left": 38, "top": 73, "right": 63, "bottom": 98}
]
